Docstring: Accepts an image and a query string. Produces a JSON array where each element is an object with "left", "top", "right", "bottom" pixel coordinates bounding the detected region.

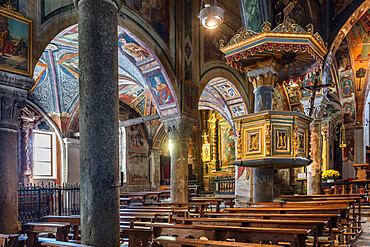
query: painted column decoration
[{"left": 162, "top": 114, "right": 197, "bottom": 203}]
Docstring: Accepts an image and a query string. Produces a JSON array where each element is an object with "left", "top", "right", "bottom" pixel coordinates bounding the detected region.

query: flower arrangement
[{"left": 322, "top": 169, "right": 340, "bottom": 179}]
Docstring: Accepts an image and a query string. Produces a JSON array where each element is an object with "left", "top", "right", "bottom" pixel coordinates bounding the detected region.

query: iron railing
[{"left": 18, "top": 183, "right": 80, "bottom": 222}]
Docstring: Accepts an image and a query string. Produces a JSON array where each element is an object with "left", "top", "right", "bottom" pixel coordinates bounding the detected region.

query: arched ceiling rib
[
  {"left": 29, "top": 24, "right": 179, "bottom": 137},
  {"left": 199, "top": 77, "right": 248, "bottom": 129}
]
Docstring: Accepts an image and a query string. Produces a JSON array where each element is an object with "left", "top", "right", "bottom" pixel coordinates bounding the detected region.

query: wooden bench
[
  {"left": 152, "top": 236, "right": 282, "bottom": 247},
  {"left": 120, "top": 198, "right": 132, "bottom": 207},
  {"left": 39, "top": 238, "right": 93, "bottom": 247},
  {"left": 120, "top": 227, "right": 152, "bottom": 247},
  {"left": 146, "top": 222, "right": 310, "bottom": 247},
  {"left": 173, "top": 217, "right": 327, "bottom": 247},
  {"left": 152, "top": 202, "right": 211, "bottom": 216},
  {"left": 24, "top": 222, "right": 71, "bottom": 246},
  {"left": 43, "top": 216, "right": 80, "bottom": 240},
  {"left": 0, "top": 234, "right": 20, "bottom": 247},
  {"left": 192, "top": 196, "right": 236, "bottom": 209}
]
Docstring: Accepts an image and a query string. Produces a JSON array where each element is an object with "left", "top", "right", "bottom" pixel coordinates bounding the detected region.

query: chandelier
[{"left": 199, "top": 0, "right": 224, "bottom": 29}]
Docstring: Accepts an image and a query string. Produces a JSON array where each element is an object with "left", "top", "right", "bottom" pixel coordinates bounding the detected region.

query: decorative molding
[
  {"left": 0, "top": 71, "right": 34, "bottom": 91},
  {"left": 221, "top": 17, "right": 326, "bottom": 50},
  {"left": 265, "top": 123, "right": 271, "bottom": 156}
]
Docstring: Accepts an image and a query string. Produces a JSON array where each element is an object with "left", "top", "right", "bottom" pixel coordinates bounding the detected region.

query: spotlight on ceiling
[{"left": 199, "top": 1, "right": 224, "bottom": 29}]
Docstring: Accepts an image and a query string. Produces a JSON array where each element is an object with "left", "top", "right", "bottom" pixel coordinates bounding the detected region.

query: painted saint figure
[
  {"left": 152, "top": 76, "right": 174, "bottom": 105},
  {"left": 119, "top": 37, "right": 151, "bottom": 62},
  {"left": 342, "top": 79, "right": 353, "bottom": 98}
]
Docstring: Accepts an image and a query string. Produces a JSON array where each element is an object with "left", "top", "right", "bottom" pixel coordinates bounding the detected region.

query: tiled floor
[{"left": 353, "top": 217, "right": 370, "bottom": 247}]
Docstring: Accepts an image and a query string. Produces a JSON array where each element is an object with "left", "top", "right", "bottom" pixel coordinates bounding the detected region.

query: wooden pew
[
  {"left": 0, "top": 234, "right": 20, "bottom": 247},
  {"left": 152, "top": 236, "right": 282, "bottom": 247},
  {"left": 43, "top": 216, "right": 80, "bottom": 240},
  {"left": 120, "top": 226, "right": 152, "bottom": 247},
  {"left": 192, "top": 196, "right": 236, "bottom": 209},
  {"left": 173, "top": 216, "right": 328, "bottom": 247},
  {"left": 119, "top": 198, "right": 132, "bottom": 208},
  {"left": 39, "top": 238, "right": 93, "bottom": 247},
  {"left": 23, "top": 222, "right": 70, "bottom": 246},
  {"left": 204, "top": 212, "right": 340, "bottom": 243},
  {"left": 152, "top": 202, "right": 211, "bottom": 216},
  {"left": 146, "top": 222, "right": 310, "bottom": 247},
  {"left": 190, "top": 198, "right": 224, "bottom": 212}
]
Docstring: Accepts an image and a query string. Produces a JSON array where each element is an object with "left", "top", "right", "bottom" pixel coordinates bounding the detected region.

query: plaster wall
[{"left": 63, "top": 138, "right": 80, "bottom": 184}]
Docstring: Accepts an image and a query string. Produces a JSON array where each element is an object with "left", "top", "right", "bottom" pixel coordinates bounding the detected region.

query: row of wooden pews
[
  {"left": 143, "top": 194, "right": 366, "bottom": 247},
  {"left": 10, "top": 192, "right": 366, "bottom": 246}
]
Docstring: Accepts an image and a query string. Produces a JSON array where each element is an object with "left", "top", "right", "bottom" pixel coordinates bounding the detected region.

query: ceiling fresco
[
  {"left": 199, "top": 77, "right": 247, "bottom": 129},
  {"left": 29, "top": 24, "right": 179, "bottom": 137}
]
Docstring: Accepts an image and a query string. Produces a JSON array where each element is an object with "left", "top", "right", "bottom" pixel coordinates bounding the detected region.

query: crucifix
[{"left": 301, "top": 71, "right": 334, "bottom": 117}]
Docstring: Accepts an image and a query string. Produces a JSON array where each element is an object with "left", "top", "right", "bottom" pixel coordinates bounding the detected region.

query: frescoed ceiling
[
  {"left": 199, "top": 77, "right": 247, "bottom": 129},
  {"left": 332, "top": 8, "right": 370, "bottom": 126},
  {"left": 29, "top": 24, "right": 179, "bottom": 137}
]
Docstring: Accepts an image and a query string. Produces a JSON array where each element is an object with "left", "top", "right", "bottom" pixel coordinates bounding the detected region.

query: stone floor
[{"left": 353, "top": 217, "right": 370, "bottom": 247}]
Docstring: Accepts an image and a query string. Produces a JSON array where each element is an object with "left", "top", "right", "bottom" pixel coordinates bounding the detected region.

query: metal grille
[{"left": 18, "top": 183, "right": 80, "bottom": 222}]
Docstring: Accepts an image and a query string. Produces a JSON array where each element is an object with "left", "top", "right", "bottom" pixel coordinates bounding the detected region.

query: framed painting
[
  {"left": 218, "top": 120, "right": 235, "bottom": 167},
  {"left": 182, "top": 80, "right": 198, "bottom": 117},
  {"left": 0, "top": 7, "right": 32, "bottom": 76}
]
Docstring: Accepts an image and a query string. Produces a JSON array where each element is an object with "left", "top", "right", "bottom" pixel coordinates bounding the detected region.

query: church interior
[{"left": 2, "top": 0, "right": 370, "bottom": 246}]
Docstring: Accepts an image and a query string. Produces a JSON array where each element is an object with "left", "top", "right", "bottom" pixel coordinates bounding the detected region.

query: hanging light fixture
[
  {"left": 339, "top": 124, "right": 347, "bottom": 149},
  {"left": 199, "top": 0, "right": 224, "bottom": 29}
]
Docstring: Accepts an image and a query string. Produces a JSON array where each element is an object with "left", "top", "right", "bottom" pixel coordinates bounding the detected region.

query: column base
[{"left": 253, "top": 167, "right": 274, "bottom": 203}]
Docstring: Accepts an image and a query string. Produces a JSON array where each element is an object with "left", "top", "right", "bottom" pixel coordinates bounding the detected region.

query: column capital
[
  {"left": 74, "top": 0, "right": 122, "bottom": 10},
  {"left": 0, "top": 85, "right": 27, "bottom": 130},
  {"left": 161, "top": 114, "right": 198, "bottom": 140},
  {"left": 246, "top": 57, "right": 281, "bottom": 88}
]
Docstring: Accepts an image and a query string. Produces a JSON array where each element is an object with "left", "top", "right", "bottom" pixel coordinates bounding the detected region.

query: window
[{"left": 33, "top": 131, "right": 57, "bottom": 179}]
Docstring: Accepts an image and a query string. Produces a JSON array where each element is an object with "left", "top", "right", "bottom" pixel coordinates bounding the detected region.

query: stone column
[
  {"left": 162, "top": 114, "right": 197, "bottom": 203},
  {"left": 0, "top": 72, "right": 32, "bottom": 233},
  {"left": 75, "top": 0, "right": 121, "bottom": 246},
  {"left": 149, "top": 150, "right": 161, "bottom": 190},
  {"left": 247, "top": 61, "right": 280, "bottom": 202},
  {"left": 307, "top": 120, "right": 322, "bottom": 195}
]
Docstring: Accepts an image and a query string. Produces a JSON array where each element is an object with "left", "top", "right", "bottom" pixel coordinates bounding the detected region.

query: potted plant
[{"left": 322, "top": 169, "right": 340, "bottom": 183}]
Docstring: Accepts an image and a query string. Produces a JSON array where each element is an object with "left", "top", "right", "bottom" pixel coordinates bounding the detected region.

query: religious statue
[
  {"left": 249, "top": 134, "right": 259, "bottom": 151},
  {"left": 277, "top": 131, "right": 286, "bottom": 149}
]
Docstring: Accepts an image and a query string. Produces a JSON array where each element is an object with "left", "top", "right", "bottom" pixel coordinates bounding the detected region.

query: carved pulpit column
[
  {"left": 301, "top": 95, "right": 328, "bottom": 195},
  {"left": 308, "top": 120, "right": 322, "bottom": 194},
  {"left": 0, "top": 72, "right": 32, "bottom": 233},
  {"left": 162, "top": 114, "right": 197, "bottom": 203},
  {"left": 246, "top": 58, "right": 281, "bottom": 203}
]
